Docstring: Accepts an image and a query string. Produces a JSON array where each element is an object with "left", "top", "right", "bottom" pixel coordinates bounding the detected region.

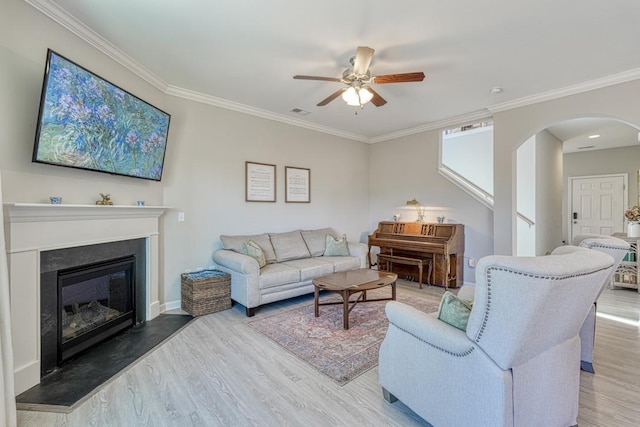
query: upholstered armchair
[
  {"left": 379, "top": 247, "right": 615, "bottom": 427},
  {"left": 570, "top": 234, "right": 629, "bottom": 372}
]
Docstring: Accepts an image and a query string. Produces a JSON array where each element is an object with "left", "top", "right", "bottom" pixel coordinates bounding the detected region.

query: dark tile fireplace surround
[{"left": 39, "top": 239, "right": 147, "bottom": 377}]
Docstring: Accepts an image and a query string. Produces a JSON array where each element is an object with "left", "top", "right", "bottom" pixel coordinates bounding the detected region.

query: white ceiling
[
  {"left": 30, "top": 0, "right": 640, "bottom": 142},
  {"left": 548, "top": 119, "right": 640, "bottom": 153}
]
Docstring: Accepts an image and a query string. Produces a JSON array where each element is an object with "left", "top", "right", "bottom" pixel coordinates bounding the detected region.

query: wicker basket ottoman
[{"left": 181, "top": 270, "right": 231, "bottom": 316}]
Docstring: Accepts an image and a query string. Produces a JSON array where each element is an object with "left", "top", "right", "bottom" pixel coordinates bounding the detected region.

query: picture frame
[
  {"left": 285, "top": 166, "right": 311, "bottom": 203},
  {"left": 246, "top": 161, "right": 276, "bottom": 202}
]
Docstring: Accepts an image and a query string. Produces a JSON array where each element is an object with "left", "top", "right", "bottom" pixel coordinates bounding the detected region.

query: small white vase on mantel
[{"left": 628, "top": 221, "right": 640, "bottom": 238}]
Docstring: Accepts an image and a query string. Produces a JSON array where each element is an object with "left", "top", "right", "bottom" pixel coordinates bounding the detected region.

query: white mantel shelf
[{"left": 4, "top": 203, "right": 170, "bottom": 223}]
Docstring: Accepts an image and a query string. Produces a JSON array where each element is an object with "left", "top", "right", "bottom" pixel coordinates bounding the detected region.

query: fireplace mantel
[
  {"left": 4, "top": 203, "right": 168, "bottom": 223},
  {"left": 3, "top": 202, "right": 169, "bottom": 394}
]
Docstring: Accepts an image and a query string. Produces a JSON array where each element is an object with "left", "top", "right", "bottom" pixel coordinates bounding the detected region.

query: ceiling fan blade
[
  {"left": 353, "top": 46, "right": 375, "bottom": 75},
  {"left": 368, "top": 87, "right": 387, "bottom": 107},
  {"left": 373, "top": 72, "right": 425, "bottom": 84},
  {"left": 293, "top": 75, "right": 342, "bottom": 82},
  {"left": 317, "top": 88, "right": 346, "bottom": 106}
]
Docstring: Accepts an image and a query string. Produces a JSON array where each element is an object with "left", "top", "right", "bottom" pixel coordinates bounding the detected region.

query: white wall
[
  {"left": 1, "top": 0, "right": 370, "bottom": 309},
  {"left": 369, "top": 130, "right": 494, "bottom": 284},
  {"left": 441, "top": 126, "right": 494, "bottom": 194}
]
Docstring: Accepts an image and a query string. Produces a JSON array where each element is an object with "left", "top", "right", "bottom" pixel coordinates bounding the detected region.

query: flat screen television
[{"left": 33, "top": 49, "right": 171, "bottom": 181}]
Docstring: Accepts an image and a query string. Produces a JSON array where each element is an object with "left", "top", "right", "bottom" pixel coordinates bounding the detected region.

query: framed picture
[
  {"left": 246, "top": 161, "right": 276, "bottom": 202},
  {"left": 285, "top": 166, "right": 311, "bottom": 203}
]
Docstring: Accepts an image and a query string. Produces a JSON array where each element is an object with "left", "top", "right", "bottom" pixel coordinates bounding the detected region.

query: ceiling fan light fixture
[{"left": 342, "top": 86, "right": 373, "bottom": 107}]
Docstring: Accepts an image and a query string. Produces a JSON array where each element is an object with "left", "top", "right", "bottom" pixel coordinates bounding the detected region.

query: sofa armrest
[
  {"left": 212, "top": 249, "right": 261, "bottom": 309},
  {"left": 348, "top": 241, "right": 368, "bottom": 268},
  {"left": 212, "top": 249, "right": 259, "bottom": 275},
  {"left": 385, "top": 301, "right": 473, "bottom": 355}
]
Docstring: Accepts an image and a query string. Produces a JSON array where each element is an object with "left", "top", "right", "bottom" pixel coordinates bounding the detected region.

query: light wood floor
[{"left": 16, "top": 282, "right": 640, "bottom": 427}]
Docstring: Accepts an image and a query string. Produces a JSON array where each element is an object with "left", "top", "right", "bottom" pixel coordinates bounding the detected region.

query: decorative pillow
[
  {"left": 220, "top": 233, "right": 276, "bottom": 264},
  {"left": 437, "top": 291, "right": 473, "bottom": 331},
  {"left": 301, "top": 228, "right": 336, "bottom": 257},
  {"left": 269, "top": 231, "right": 311, "bottom": 262},
  {"left": 241, "top": 240, "right": 266, "bottom": 268},
  {"left": 324, "top": 234, "right": 350, "bottom": 256}
]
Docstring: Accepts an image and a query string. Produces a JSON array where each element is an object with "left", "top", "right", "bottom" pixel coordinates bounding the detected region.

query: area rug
[{"left": 247, "top": 289, "right": 441, "bottom": 385}]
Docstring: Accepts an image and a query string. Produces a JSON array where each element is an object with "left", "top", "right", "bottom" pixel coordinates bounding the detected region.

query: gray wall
[{"left": 535, "top": 130, "right": 563, "bottom": 255}]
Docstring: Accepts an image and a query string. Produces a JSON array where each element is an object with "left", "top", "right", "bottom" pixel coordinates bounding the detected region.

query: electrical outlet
[
  {"left": 468, "top": 258, "right": 476, "bottom": 267},
  {"left": 178, "top": 212, "right": 185, "bottom": 222}
]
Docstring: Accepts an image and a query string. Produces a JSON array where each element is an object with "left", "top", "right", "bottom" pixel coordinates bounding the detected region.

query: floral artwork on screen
[{"left": 33, "top": 50, "right": 170, "bottom": 181}]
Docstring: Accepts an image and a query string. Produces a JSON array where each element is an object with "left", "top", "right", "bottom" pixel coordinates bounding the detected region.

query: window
[{"left": 439, "top": 120, "right": 494, "bottom": 207}]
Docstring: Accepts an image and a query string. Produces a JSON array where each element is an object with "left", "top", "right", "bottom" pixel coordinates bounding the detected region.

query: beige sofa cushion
[
  {"left": 220, "top": 233, "right": 276, "bottom": 264},
  {"left": 259, "top": 263, "right": 301, "bottom": 289},
  {"left": 301, "top": 228, "right": 336, "bottom": 256},
  {"left": 269, "top": 230, "right": 311, "bottom": 262},
  {"left": 281, "top": 258, "right": 335, "bottom": 281}
]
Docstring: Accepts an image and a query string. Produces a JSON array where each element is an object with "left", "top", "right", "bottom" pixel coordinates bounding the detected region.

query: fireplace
[
  {"left": 4, "top": 203, "right": 166, "bottom": 395},
  {"left": 40, "top": 239, "right": 147, "bottom": 377},
  {"left": 58, "top": 256, "right": 136, "bottom": 363}
]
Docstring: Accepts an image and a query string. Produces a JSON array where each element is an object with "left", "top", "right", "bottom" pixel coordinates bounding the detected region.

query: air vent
[
  {"left": 577, "top": 145, "right": 595, "bottom": 150},
  {"left": 290, "top": 108, "right": 310, "bottom": 116}
]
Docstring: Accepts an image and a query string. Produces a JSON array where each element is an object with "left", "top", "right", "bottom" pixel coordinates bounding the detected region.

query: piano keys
[{"left": 368, "top": 221, "right": 465, "bottom": 288}]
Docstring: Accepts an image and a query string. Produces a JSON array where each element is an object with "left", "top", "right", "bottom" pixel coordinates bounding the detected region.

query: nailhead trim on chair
[
  {"left": 473, "top": 264, "right": 612, "bottom": 343},
  {"left": 388, "top": 323, "right": 476, "bottom": 357}
]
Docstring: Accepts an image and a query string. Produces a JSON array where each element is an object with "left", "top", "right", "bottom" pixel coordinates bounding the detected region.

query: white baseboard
[{"left": 160, "top": 300, "right": 182, "bottom": 313}]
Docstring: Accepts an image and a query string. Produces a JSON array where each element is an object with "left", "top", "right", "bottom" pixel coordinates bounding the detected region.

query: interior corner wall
[
  {"left": 534, "top": 129, "right": 563, "bottom": 255},
  {"left": 369, "top": 131, "right": 494, "bottom": 285},
  {"left": 1, "top": 1, "right": 371, "bottom": 310},
  {"left": 493, "top": 79, "right": 640, "bottom": 255}
]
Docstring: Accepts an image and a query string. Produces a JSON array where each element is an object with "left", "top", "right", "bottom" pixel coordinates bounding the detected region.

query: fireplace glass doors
[{"left": 57, "top": 256, "right": 136, "bottom": 363}]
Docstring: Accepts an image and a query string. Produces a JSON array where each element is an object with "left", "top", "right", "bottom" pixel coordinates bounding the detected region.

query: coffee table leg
[
  {"left": 342, "top": 290, "right": 349, "bottom": 330},
  {"left": 314, "top": 285, "right": 320, "bottom": 317},
  {"left": 392, "top": 281, "right": 397, "bottom": 300}
]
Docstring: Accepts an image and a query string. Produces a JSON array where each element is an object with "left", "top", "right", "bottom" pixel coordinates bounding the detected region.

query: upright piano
[{"left": 368, "top": 221, "right": 465, "bottom": 288}]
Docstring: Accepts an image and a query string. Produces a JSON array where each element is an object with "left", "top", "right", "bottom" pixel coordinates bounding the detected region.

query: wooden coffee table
[{"left": 313, "top": 269, "right": 398, "bottom": 329}]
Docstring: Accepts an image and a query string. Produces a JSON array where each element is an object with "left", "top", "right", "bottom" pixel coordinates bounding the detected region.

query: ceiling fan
[{"left": 293, "top": 46, "right": 425, "bottom": 108}]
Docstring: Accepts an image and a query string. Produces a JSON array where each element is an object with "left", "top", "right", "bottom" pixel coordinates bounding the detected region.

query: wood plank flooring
[{"left": 16, "top": 282, "right": 640, "bottom": 427}]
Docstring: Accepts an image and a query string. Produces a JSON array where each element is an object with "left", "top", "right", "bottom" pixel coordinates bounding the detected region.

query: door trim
[{"left": 567, "top": 173, "right": 628, "bottom": 244}]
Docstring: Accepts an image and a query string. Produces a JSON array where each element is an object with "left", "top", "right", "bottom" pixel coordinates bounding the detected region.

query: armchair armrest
[{"left": 385, "top": 301, "right": 474, "bottom": 355}]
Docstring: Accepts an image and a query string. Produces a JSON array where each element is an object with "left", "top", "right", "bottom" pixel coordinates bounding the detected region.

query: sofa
[{"left": 212, "top": 228, "right": 367, "bottom": 316}]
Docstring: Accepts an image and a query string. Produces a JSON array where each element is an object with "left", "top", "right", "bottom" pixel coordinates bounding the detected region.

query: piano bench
[{"left": 376, "top": 254, "right": 433, "bottom": 289}]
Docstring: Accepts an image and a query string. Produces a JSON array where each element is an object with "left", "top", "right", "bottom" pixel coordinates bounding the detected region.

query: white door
[{"left": 570, "top": 174, "right": 626, "bottom": 241}]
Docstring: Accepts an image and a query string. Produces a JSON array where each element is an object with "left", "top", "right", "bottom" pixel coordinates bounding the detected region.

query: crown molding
[
  {"left": 487, "top": 67, "right": 640, "bottom": 114},
  {"left": 25, "top": 0, "right": 169, "bottom": 92},
  {"left": 369, "top": 110, "right": 492, "bottom": 143},
  {"left": 26, "top": 0, "right": 640, "bottom": 144},
  {"left": 164, "top": 86, "right": 369, "bottom": 143}
]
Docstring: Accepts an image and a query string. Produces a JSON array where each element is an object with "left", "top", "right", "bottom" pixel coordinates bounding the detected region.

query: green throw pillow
[
  {"left": 242, "top": 240, "right": 266, "bottom": 268},
  {"left": 437, "top": 291, "right": 473, "bottom": 331},
  {"left": 324, "top": 234, "right": 350, "bottom": 256}
]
